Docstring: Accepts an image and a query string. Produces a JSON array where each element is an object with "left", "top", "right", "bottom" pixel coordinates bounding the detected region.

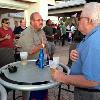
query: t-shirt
[
  {"left": 13, "top": 26, "right": 26, "bottom": 34},
  {"left": 60, "top": 25, "right": 66, "bottom": 35},
  {"left": 13, "top": 26, "right": 26, "bottom": 39},
  {"left": 43, "top": 26, "right": 54, "bottom": 42},
  {"left": 0, "top": 27, "right": 15, "bottom": 48}
]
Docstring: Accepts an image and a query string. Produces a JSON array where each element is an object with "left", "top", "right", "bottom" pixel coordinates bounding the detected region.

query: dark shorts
[{"left": 46, "top": 41, "right": 55, "bottom": 54}]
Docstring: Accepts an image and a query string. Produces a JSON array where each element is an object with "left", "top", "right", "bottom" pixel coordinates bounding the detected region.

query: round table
[{"left": 0, "top": 60, "right": 59, "bottom": 91}]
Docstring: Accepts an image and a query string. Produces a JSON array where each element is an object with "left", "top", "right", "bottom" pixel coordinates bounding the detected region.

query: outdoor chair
[
  {"left": 57, "top": 63, "right": 74, "bottom": 100},
  {"left": 57, "top": 43, "right": 77, "bottom": 100}
]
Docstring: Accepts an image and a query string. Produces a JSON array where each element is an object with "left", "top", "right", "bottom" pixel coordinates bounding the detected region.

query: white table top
[{"left": 0, "top": 60, "right": 59, "bottom": 91}]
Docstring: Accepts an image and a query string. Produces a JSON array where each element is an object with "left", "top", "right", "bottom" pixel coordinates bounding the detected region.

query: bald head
[
  {"left": 30, "top": 12, "right": 41, "bottom": 21},
  {"left": 30, "top": 12, "right": 43, "bottom": 30}
]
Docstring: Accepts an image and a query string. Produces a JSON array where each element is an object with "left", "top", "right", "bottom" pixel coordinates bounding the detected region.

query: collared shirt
[
  {"left": 17, "top": 26, "right": 47, "bottom": 59},
  {"left": 70, "top": 25, "right": 100, "bottom": 89}
]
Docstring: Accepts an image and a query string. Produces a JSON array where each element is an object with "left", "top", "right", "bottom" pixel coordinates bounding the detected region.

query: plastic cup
[
  {"left": 20, "top": 52, "right": 28, "bottom": 65},
  {"left": 53, "top": 57, "right": 59, "bottom": 66},
  {"left": 49, "top": 57, "right": 59, "bottom": 77}
]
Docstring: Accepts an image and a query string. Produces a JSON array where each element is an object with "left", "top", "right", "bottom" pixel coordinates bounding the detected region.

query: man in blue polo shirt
[{"left": 51, "top": 2, "right": 100, "bottom": 100}]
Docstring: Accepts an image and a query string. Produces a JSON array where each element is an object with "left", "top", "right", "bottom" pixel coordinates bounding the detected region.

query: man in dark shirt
[
  {"left": 14, "top": 19, "right": 26, "bottom": 61},
  {"left": 43, "top": 19, "right": 55, "bottom": 60}
]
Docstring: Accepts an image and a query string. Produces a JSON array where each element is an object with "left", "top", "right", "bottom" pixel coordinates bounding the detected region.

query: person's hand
[
  {"left": 42, "top": 43, "right": 45, "bottom": 48},
  {"left": 41, "top": 37, "right": 46, "bottom": 48},
  {"left": 15, "top": 45, "right": 22, "bottom": 48},
  {"left": 15, "top": 34, "right": 20, "bottom": 38},
  {"left": 70, "top": 49, "right": 79, "bottom": 61},
  {"left": 51, "top": 69, "right": 65, "bottom": 83},
  {"left": 4, "top": 34, "right": 11, "bottom": 39}
]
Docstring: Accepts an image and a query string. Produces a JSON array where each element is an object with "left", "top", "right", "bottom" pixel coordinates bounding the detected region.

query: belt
[{"left": 76, "top": 87, "right": 100, "bottom": 92}]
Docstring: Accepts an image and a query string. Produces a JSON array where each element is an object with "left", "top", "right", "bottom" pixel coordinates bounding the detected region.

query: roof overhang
[{"left": 48, "top": 4, "right": 84, "bottom": 17}]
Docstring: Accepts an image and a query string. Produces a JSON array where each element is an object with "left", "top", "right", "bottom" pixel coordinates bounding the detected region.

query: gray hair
[{"left": 81, "top": 2, "right": 100, "bottom": 24}]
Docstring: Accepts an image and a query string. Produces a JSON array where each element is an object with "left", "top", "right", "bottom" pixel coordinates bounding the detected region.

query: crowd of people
[{"left": 0, "top": 2, "right": 100, "bottom": 100}]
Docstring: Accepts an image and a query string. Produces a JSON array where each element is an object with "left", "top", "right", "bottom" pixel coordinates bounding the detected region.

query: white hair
[{"left": 81, "top": 2, "right": 100, "bottom": 24}]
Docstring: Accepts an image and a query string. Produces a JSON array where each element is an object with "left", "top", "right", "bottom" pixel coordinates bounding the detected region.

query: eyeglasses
[
  {"left": 33, "top": 19, "right": 43, "bottom": 22},
  {"left": 77, "top": 17, "right": 89, "bottom": 21}
]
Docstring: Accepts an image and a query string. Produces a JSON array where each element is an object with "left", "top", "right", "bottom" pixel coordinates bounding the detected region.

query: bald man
[{"left": 17, "top": 12, "right": 48, "bottom": 100}]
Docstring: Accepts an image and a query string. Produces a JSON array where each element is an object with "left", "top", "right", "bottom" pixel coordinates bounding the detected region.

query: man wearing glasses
[
  {"left": 17, "top": 12, "right": 47, "bottom": 100},
  {"left": 52, "top": 2, "right": 100, "bottom": 100},
  {"left": 0, "top": 18, "right": 15, "bottom": 48},
  {"left": 17, "top": 12, "right": 47, "bottom": 60}
]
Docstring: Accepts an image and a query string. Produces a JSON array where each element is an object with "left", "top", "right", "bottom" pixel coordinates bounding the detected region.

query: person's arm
[
  {"left": 30, "top": 31, "right": 47, "bottom": 55},
  {"left": 52, "top": 69, "right": 99, "bottom": 88},
  {"left": 0, "top": 34, "right": 11, "bottom": 42},
  {"left": 17, "top": 37, "right": 43, "bottom": 55},
  {"left": 30, "top": 43, "right": 44, "bottom": 55},
  {"left": 0, "top": 37, "right": 6, "bottom": 41},
  {"left": 46, "top": 34, "right": 54, "bottom": 38}
]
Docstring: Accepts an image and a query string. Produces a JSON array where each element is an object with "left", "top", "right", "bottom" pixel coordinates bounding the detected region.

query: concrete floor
[
  {"left": 54, "top": 43, "right": 69, "bottom": 65},
  {"left": 48, "top": 43, "right": 74, "bottom": 100},
  {"left": 7, "top": 43, "right": 74, "bottom": 100}
]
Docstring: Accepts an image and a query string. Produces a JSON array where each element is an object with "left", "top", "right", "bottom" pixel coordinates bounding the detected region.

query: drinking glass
[
  {"left": 49, "top": 57, "right": 60, "bottom": 76},
  {"left": 20, "top": 52, "right": 28, "bottom": 65}
]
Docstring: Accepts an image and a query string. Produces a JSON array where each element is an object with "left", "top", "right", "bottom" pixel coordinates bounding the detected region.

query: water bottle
[{"left": 38, "top": 48, "right": 44, "bottom": 69}]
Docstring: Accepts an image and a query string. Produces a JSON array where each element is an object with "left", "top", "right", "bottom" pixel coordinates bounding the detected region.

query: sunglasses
[{"left": 4, "top": 22, "right": 10, "bottom": 24}]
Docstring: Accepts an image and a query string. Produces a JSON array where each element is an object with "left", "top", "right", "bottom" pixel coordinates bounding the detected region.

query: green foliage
[{"left": 59, "top": 17, "right": 76, "bottom": 26}]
